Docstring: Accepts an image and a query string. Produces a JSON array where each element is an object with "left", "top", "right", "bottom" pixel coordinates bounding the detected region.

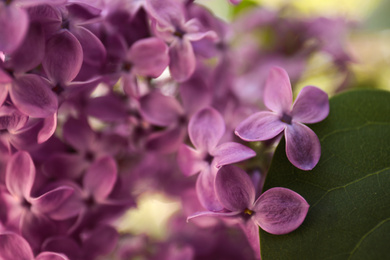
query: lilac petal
[
  {"left": 10, "top": 74, "right": 58, "bottom": 118},
  {"left": 82, "top": 225, "right": 118, "bottom": 257},
  {"left": 235, "top": 111, "right": 285, "bottom": 141},
  {"left": 169, "top": 38, "right": 196, "bottom": 82},
  {"left": 83, "top": 156, "right": 117, "bottom": 201},
  {"left": 0, "top": 105, "right": 28, "bottom": 133},
  {"left": 179, "top": 75, "right": 211, "bottom": 116},
  {"left": 42, "top": 30, "right": 83, "bottom": 84},
  {"left": 238, "top": 220, "right": 261, "bottom": 259},
  {"left": 62, "top": 117, "right": 94, "bottom": 151},
  {"left": 292, "top": 86, "right": 329, "bottom": 124},
  {"left": 177, "top": 144, "right": 206, "bottom": 177},
  {"left": 186, "top": 30, "right": 218, "bottom": 43},
  {"left": 127, "top": 37, "right": 169, "bottom": 77},
  {"left": 36, "top": 252, "right": 69, "bottom": 260},
  {"left": 122, "top": 72, "right": 141, "bottom": 98},
  {"left": 189, "top": 107, "right": 225, "bottom": 152},
  {"left": 215, "top": 165, "right": 255, "bottom": 212},
  {"left": 0, "top": 5, "right": 28, "bottom": 53},
  {"left": 0, "top": 232, "right": 34, "bottom": 260},
  {"left": 42, "top": 154, "right": 87, "bottom": 179},
  {"left": 263, "top": 66, "right": 293, "bottom": 113},
  {"left": 196, "top": 169, "right": 224, "bottom": 211},
  {"left": 252, "top": 187, "right": 309, "bottom": 235},
  {"left": 140, "top": 92, "right": 183, "bottom": 127},
  {"left": 7, "top": 22, "right": 45, "bottom": 73},
  {"left": 45, "top": 182, "right": 84, "bottom": 220},
  {"left": 42, "top": 237, "right": 82, "bottom": 260},
  {"left": 38, "top": 113, "right": 57, "bottom": 144},
  {"left": 5, "top": 151, "right": 35, "bottom": 199},
  {"left": 87, "top": 95, "right": 127, "bottom": 122},
  {"left": 146, "top": 0, "right": 184, "bottom": 28},
  {"left": 20, "top": 211, "right": 56, "bottom": 252},
  {"left": 30, "top": 186, "right": 74, "bottom": 214},
  {"left": 71, "top": 25, "right": 106, "bottom": 66},
  {"left": 285, "top": 122, "right": 321, "bottom": 170},
  {"left": 0, "top": 68, "right": 13, "bottom": 83},
  {"left": 145, "top": 126, "right": 186, "bottom": 154},
  {"left": 212, "top": 142, "right": 256, "bottom": 168},
  {"left": 187, "top": 210, "right": 240, "bottom": 222},
  {"left": 16, "top": 0, "right": 66, "bottom": 7},
  {"left": 0, "top": 86, "right": 8, "bottom": 107}
]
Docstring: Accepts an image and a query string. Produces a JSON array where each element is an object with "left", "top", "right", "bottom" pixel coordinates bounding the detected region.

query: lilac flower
[
  {"left": 2, "top": 151, "right": 75, "bottom": 250},
  {"left": 188, "top": 165, "right": 309, "bottom": 257},
  {"left": 235, "top": 66, "right": 329, "bottom": 170},
  {"left": 178, "top": 107, "right": 256, "bottom": 211},
  {"left": 120, "top": 37, "right": 169, "bottom": 98},
  {"left": 146, "top": 0, "right": 217, "bottom": 82},
  {"left": 0, "top": 232, "right": 69, "bottom": 260}
]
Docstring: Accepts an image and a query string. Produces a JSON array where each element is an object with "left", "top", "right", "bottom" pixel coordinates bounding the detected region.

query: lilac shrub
[{"left": 0, "top": 0, "right": 352, "bottom": 259}]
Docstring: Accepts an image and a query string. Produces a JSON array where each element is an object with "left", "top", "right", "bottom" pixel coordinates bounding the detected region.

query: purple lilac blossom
[
  {"left": 188, "top": 165, "right": 309, "bottom": 257},
  {"left": 235, "top": 66, "right": 329, "bottom": 170},
  {"left": 178, "top": 107, "right": 256, "bottom": 211}
]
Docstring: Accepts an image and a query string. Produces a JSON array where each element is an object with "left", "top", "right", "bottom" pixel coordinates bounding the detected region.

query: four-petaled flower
[
  {"left": 188, "top": 165, "right": 309, "bottom": 258},
  {"left": 235, "top": 66, "right": 329, "bottom": 170}
]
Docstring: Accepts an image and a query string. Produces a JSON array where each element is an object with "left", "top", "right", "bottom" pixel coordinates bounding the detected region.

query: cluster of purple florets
[{"left": 0, "top": 0, "right": 351, "bottom": 259}]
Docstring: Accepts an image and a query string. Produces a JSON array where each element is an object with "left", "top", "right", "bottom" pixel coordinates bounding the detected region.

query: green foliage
[{"left": 260, "top": 89, "right": 390, "bottom": 259}]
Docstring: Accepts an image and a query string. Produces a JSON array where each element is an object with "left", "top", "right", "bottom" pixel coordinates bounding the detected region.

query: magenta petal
[
  {"left": 235, "top": 111, "right": 285, "bottom": 141},
  {"left": 212, "top": 142, "right": 256, "bottom": 168},
  {"left": 0, "top": 5, "right": 28, "bottom": 53},
  {"left": 0, "top": 82, "right": 9, "bottom": 106},
  {"left": 7, "top": 22, "right": 45, "bottom": 73},
  {"left": 292, "top": 86, "right": 329, "bottom": 124},
  {"left": 82, "top": 225, "right": 118, "bottom": 257},
  {"left": 252, "top": 187, "right": 309, "bottom": 235},
  {"left": 140, "top": 92, "right": 183, "bottom": 126},
  {"left": 285, "top": 122, "right": 321, "bottom": 170},
  {"left": 38, "top": 113, "right": 57, "bottom": 144},
  {"left": 42, "top": 30, "right": 83, "bottom": 84},
  {"left": 196, "top": 169, "right": 223, "bottom": 211},
  {"left": 128, "top": 37, "right": 169, "bottom": 77},
  {"left": 0, "top": 232, "right": 34, "bottom": 260},
  {"left": 239, "top": 220, "right": 261, "bottom": 259},
  {"left": 11, "top": 74, "right": 58, "bottom": 118},
  {"left": 146, "top": 0, "right": 184, "bottom": 28},
  {"left": 145, "top": 126, "right": 186, "bottom": 154},
  {"left": 263, "top": 67, "right": 293, "bottom": 113},
  {"left": 177, "top": 144, "right": 206, "bottom": 177},
  {"left": 71, "top": 25, "right": 106, "bottom": 66},
  {"left": 42, "top": 154, "right": 87, "bottom": 179},
  {"left": 0, "top": 105, "right": 28, "bottom": 133},
  {"left": 42, "top": 237, "right": 82, "bottom": 260},
  {"left": 169, "top": 38, "right": 196, "bottom": 82},
  {"left": 215, "top": 165, "right": 255, "bottom": 212},
  {"left": 36, "top": 252, "right": 69, "bottom": 260},
  {"left": 179, "top": 76, "right": 211, "bottom": 116},
  {"left": 5, "top": 151, "right": 35, "bottom": 199},
  {"left": 187, "top": 210, "right": 240, "bottom": 222},
  {"left": 31, "top": 186, "right": 74, "bottom": 214},
  {"left": 62, "top": 117, "right": 94, "bottom": 151},
  {"left": 189, "top": 107, "right": 225, "bottom": 152},
  {"left": 83, "top": 156, "right": 117, "bottom": 201},
  {"left": 87, "top": 95, "right": 127, "bottom": 122}
]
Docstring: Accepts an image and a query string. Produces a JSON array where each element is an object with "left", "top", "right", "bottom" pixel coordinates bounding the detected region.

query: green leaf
[{"left": 260, "top": 89, "right": 390, "bottom": 260}]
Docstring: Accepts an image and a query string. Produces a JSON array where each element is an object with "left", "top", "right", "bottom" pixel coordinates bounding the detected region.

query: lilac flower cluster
[{"left": 0, "top": 0, "right": 350, "bottom": 259}]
